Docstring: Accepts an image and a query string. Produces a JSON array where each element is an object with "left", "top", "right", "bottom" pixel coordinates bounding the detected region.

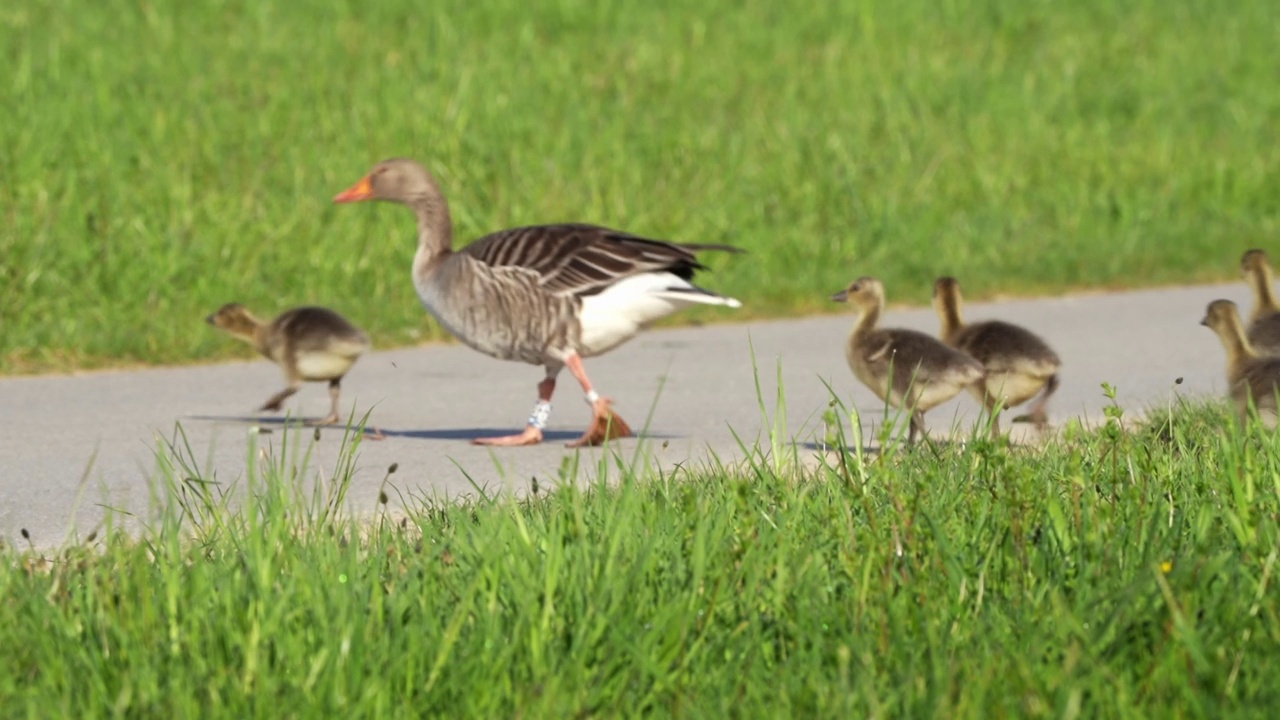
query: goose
[
  {"left": 206, "top": 303, "right": 372, "bottom": 429},
  {"left": 1239, "top": 249, "right": 1280, "bottom": 355},
  {"left": 932, "top": 276, "right": 1062, "bottom": 436},
  {"left": 1201, "top": 299, "right": 1280, "bottom": 426},
  {"left": 833, "top": 277, "right": 984, "bottom": 444},
  {"left": 333, "top": 158, "right": 742, "bottom": 447}
]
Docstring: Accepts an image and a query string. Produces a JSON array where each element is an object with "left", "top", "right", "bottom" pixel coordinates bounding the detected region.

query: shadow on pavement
[{"left": 186, "top": 415, "right": 674, "bottom": 443}]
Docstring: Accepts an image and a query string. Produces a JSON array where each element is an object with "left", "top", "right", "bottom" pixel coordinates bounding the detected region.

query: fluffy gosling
[
  {"left": 933, "top": 276, "right": 1062, "bottom": 437},
  {"left": 1240, "top": 249, "right": 1280, "bottom": 355},
  {"left": 206, "top": 303, "right": 372, "bottom": 428},
  {"left": 834, "top": 276, "right": 984, "bottom": 444},
  {"left": 1201, "top": 298, "right": 1280, "bottom": 426}
]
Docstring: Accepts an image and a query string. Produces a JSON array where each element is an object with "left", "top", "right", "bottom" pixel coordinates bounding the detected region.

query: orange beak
[{"left": 333, "top": 175, "right": 374, "bottom": 203}]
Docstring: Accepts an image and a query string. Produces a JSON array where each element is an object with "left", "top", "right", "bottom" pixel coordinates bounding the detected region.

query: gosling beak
[
  {"left": 830, "top": 290, "right": 849, "bottom": 303},
  {"left": 333, "top": 174, "right": 374, "bottom": 203},
  {"left": 205, "top": 314, "right": 216, "bottom": 325},
  {"left": 1199, "top": 317, "right": 1209, "bottom": 327}
]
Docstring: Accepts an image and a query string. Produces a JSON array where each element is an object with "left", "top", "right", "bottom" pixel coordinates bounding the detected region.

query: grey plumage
[
  {"left": 417, "top": 225, "right": 739, "bottom": 365},
  {"left": 342, "top": 159, "right": 740, "bottom": 368},
  {"left": 334, "top": 157, "right": 741, "bottom": 447}
]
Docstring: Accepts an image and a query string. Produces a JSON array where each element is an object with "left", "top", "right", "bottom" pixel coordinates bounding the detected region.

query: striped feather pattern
[
  {"left": 460, "top": 223, "right": 739, "bottom": 298},
  {"left": 416, "top": 256, "right": 582, "bottom": 366}
]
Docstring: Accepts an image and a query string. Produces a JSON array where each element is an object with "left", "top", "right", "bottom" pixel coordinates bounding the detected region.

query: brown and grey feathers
[{"left": 460, "top": 223, "right": 741, "bottom": 299}]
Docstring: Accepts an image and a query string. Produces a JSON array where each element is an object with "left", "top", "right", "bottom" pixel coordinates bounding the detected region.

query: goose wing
[
  {"left": 883, "top": 329, "right": 985, "bottom": 383},
  {"left": 954, "top": 321, "right": 1061, "bottom": 375},
  {"left": 460, "top": 223, "right": 739, "bottom": 298},
  {"left": 1247, "top": 313, "right": 1280, "bottom": 354}
]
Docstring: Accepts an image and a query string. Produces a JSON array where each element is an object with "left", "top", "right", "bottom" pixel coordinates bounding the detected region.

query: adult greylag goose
[
  {"left": 932, "top": 276, "right": 1062, "bottom": 436},
  {"left": 833, "top": 277, "right": 984, "bottom": 444},
  {"left": 206, "top": 303, "right": 372, "bottom": 428},
  {"left": 1240, "top": 249, "right": 1280, "bottom": 355},
  {"left": 1201, "top": 299, "right": 1280, "bottom": 426},
  {"left": 333, "top": 158, "right": 742, "bottom": 447}
]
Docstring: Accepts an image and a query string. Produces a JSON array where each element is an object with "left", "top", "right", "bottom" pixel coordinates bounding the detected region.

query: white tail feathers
[
  {"left": 652, "top": 289, "right": 742, "bottom": 308},
  {"left": 577, "top": 272, "right": 741, "bottom": 356}
]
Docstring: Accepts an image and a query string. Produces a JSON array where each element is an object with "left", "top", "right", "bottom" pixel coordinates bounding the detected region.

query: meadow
[
  {"left": 1, "top": 401, "right": 1278, "bottom": 716},
  {"left": 3, "top": 0, "right": 1279, "bottom": 373},
  {"left": 6, "top": 1, "right": 1280, "bottom": 714}
]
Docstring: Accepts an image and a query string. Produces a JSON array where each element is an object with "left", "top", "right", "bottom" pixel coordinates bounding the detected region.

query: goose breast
[{"left": 416, "top": 256, "right": 580, "bottom": 365}]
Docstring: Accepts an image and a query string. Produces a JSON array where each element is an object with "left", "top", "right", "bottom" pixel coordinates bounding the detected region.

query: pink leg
[
  {"left": 472, "top": 372, "right": 558, "bottom": 447},
  {"left": 563, "top": 353, "right": 631, "bottom": 447}
]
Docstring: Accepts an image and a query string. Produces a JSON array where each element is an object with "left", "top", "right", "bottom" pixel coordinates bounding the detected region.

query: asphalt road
[{"left": 0, "top": 282, "right": 1244, "bottom": 546}]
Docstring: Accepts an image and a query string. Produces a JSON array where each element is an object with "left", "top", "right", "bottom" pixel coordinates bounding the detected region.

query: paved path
[{"left": 0, "top": 282, "right": 1243, "bottom": 546}]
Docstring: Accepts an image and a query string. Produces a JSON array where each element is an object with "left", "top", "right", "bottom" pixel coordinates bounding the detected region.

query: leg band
[
  {"left": 528, "top": 401, "right": 553, "bottom": 429},
  {"left": 584, "top": 390, "right": 600, "bottom": 405}
]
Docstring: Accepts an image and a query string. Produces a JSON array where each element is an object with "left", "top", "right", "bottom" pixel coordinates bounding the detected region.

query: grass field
[
  {"left": 2, "top": 401, "right": 1277, "bottom": 716},
  {"left": 4, "top": 0, "right": 1280, "bottom": 373}
]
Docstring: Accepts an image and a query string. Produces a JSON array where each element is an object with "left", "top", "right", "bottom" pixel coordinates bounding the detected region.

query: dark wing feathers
[
  {"left": 953, "top": 321, "right": 1060, "bottom": 371},
  {"left": 271, "top": 307, "right": 368, "bottom": 353},
  {"left": 1240, "top": 357, "right": 1280, "bottom": 401},
  {"left": 459, "top": 224, "right": 738, "bottom": 297},
  {"left": 1247, "top": 313, "right": 1280, "bottom": 353},
  {"left": 883, "top": 329, "right": 982, "bottom": 378}
]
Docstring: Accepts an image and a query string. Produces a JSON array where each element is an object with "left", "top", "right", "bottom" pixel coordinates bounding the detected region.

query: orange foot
[
  {"left": 473, "top": 426, "right": 544, "bottom": 447},
  {"left": 567, "top": 399, "right": 632, "bottom": 448}
]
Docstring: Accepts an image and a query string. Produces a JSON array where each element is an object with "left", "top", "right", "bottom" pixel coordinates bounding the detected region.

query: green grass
[
  {"left": 4, "top": 0, "right": 1280, "bottom": 372},
  {"left": 2, "top": 401, "right": 1278, "bottom": 716}
]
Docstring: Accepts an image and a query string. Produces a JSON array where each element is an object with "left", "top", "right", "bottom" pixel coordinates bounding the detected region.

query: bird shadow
[
  {"left": 381, "top": 428, "right": 677, "bottom": 442},
  {"left": 385, "top": 427, "right": 584, "bottom": 442},
  {"left": 798, "top": 441, "right": 882, "bottom": 455},
  {"left": 798, "top": 437, "right": 985, "bottom": 454},
  {"left": 186, "top": 415, "right": 673, "bottom": 443},
  {"left": 185, "top": 414, "right": 386, "bottom": 438}
]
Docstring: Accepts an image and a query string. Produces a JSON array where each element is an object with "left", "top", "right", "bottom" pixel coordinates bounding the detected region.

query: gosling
[
  {"left": 1239, "top": 249, "right": 1280, "bottom": 355},
  {"left": 833, "top": 277, "right": 984, "bottom": 444},
  {"left": 932, "top": 277, "right": 1062, "bottom": 437},
  {"left": 206, "top": 303, "right": 371, "bottom": 427},
  {"left": 1201, "top": 299, "right": 1280, "bottom": 426}
]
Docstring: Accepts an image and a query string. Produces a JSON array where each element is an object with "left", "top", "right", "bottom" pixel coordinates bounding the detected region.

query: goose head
[
  {"left": 1241, "top": 249, "right": 1271, "bottom": 276},
  {"left": 831, "top": 276, "right": 884, "bottom": 311},
  {"left": 206, "top": 303, "right": 261, "bottom": 342},
  {"left": 333, "top": 158, "right": 440, "bottom": 205},
  {"left": 1201, "top": 299, "right": 1243, "bottom": 335}
]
